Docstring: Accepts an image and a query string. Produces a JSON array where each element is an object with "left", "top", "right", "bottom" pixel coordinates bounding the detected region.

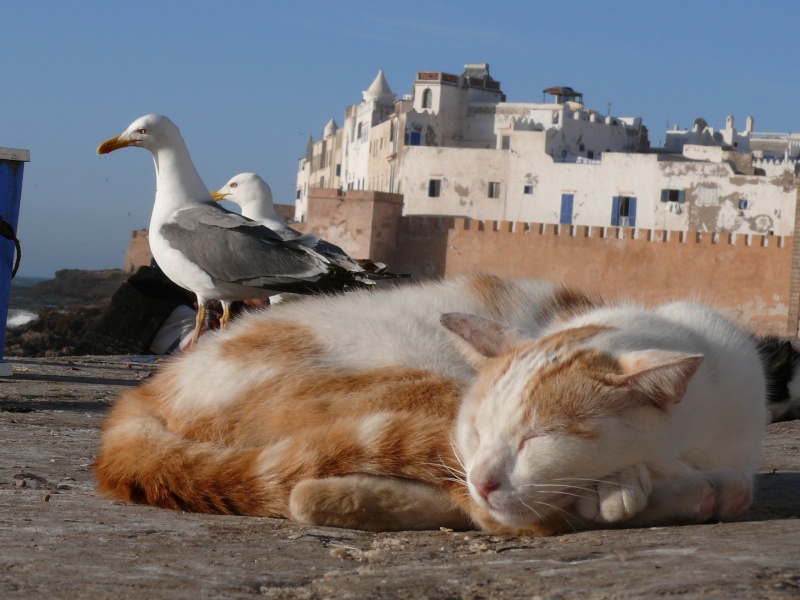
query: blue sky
[{"left": 1, "top": 1, "right": 798, "bottom": 277}]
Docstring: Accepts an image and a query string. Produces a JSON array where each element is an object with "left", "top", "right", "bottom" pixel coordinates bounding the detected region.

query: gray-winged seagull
[
  {"left": 211, "top": 172, "right": 407, "bottom": 277},
  {"left": 97, "top": 114, "right": 378, "bottom": 346}
]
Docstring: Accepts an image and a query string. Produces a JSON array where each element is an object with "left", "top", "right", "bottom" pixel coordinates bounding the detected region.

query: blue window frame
[
  {"left": 560, "top": 194, "right": 574, "bottom": 225},
  {"left": 660, "top": 189, "right": 686, "bottom": 203},
  {"left": 611, "top": 196, "right": 637, "bottom": 227}
]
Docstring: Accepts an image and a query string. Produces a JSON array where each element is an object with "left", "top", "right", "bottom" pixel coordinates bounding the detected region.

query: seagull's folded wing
[{"left": 161, "top": 204, "right": 332, "bottom": 286}]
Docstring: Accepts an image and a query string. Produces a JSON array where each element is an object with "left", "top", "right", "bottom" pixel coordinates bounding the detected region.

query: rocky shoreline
[{"left": 5, "top": 269, "right": 129, "bottom": 357}]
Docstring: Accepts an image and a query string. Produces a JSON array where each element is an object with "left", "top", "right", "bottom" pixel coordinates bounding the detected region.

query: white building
[{"left": 296, "top": 64, "right": 800, "bottom": 236}]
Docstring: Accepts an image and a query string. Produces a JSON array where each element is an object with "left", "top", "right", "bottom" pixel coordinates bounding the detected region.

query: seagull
[
  {"left": 97, "top": 114, "right": 378, "bottom": 346},
  {"left": 210, "top": 173, "right": 291, "bottom": 237},
  {"left": 211, "top": 172, "right": 406, "bottom": 277}
]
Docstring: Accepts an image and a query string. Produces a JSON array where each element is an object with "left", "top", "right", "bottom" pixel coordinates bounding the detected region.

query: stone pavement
[{"left": 1, "top": 356, "right": 798, "bottom": 599}]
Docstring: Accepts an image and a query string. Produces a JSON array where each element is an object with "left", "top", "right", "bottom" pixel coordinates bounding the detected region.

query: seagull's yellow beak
[
  {"left": 97, "top": 135, "right": 133, "bottom": 155},
  {"left": 210, "top": 190, "right": 227, "bottom": 202}
]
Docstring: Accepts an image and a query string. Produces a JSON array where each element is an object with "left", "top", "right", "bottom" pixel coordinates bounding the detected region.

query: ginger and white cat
[{"left": 94, "top": 274, "right": 767, "bottom": 534}]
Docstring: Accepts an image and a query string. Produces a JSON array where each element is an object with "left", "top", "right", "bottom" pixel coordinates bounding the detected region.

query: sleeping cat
[{"left": 94, "top": 273, "right": 767, "bottom": 534}]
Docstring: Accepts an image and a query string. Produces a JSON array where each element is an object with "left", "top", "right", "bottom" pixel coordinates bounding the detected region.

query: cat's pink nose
[{"left": 470, "top": 473, "right": 500, "bottom": 500}]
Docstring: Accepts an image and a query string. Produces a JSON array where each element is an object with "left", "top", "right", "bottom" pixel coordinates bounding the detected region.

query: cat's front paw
[
  {"left": 575, "top": 464, "right": 652, "bottom": 523},
  {"left": 630, "top": 470, "right": 752, "bottom": 526},
  {"left": 707, "top": 470, "right": 753, "bottom": 521}
]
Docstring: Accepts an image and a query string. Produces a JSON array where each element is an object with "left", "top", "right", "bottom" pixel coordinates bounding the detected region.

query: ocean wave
[{"left": 7, "top": 309, "right": 38, "bottom": 328}]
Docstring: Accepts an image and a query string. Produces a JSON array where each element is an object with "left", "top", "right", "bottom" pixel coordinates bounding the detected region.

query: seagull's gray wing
[
  {"left": 161, "top": 204, "right": 331, "bottom": 286},
  {"left": 288, "top": 232, "right": 365, "bottom": 272}
]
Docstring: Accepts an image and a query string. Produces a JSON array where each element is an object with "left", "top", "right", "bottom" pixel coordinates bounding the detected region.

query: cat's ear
[
  {"left": 609, "top": 351, "right": 704, "bottom": 411},
  {"left": 440, "top": 313, "right": 527, "bottom": 366}
]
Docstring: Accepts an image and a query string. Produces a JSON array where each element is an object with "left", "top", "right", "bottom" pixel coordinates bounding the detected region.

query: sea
[{"left": 6, "top": 275, "right": 49, "bottom": 329}]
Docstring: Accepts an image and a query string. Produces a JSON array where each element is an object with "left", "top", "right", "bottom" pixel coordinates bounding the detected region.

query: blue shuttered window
[
  {"left": 611, "top": 196, "right": 637, "bottom": 227},
  {"left": 611, "top": 196, "right": 620, "bottom": 226},
  {"left": 560, "top": 194, "right": 574, "bottom": 225},
  {"left": 628, "top": 197, "right": 637, "bottom": 227},
  {"left": 661, "top": 189, "right": 686, "bottom": 203}
]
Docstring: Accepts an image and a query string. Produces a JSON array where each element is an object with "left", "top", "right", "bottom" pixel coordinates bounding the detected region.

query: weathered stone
[{"left": 1, "top": 356, "right": 798, "bottom": 598}]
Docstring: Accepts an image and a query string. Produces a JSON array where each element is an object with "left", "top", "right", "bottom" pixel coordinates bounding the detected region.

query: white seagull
[
  {"left": 211, "top": 172, "right": 405, "bottom": 277},
  {"left": 97, "top": 114, "right": 378, "bottom": 346},
  {"left": 211, "top": 173, "right": 290, "bottom": 237}
]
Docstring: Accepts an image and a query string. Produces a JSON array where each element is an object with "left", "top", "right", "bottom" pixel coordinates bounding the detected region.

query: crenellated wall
[
  {"left": 123, "top": 187, "right": 799, "bottom": 335},
  {"left": 293, "top": 189, "right": 404, "bottom": 268},
  {"left": 393, "top": 218, "right": 794, "bottom": 335}
]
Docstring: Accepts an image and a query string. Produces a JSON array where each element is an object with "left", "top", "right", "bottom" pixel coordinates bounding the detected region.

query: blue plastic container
[{"left": 0, "top": 148, "right": 29, "bottom": 376}]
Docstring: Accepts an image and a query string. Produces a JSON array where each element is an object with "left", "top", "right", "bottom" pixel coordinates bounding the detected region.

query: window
[
  {"left": 335, "top": 164, "right": 341, "bottom": 177},
  {"left": 523, "top": 185, "right": 534, "bottom": 195},
  {"left": 696, "top": 187, "right": 718, "bottom": 206},
  {"left": 660, "top": 189, "right": 685, "bottom": 203},
  {"left": 422, "top": 88, "right": 433, "bottom": 109},
  {"left": 611, "top": 196, "right": 637, "bottom": 227},
  {"left": 488, "top": 182, "right": 501, "bottom": 198},
  {"left": 587, "top": 150, "right": 594, "bottom": 159},
  {"left": 560, "top": 194, "right": 574, "bottom": 225},
  {"left": 501, "top": 135, "right": 510, "bottom": 150},
  {"left": 739, "top": 199, "right": 749, "bottom": 210},
  {"left": 296, "top": 188, "right": 301, "bottom": 199},
  {"left": 357, "top": 123, "right": 363, "bottom": 141},
  {"left": 428, "top": 179, "right": 441, "bottom": 197},
  {"left": 409, "top": 131, "right": 421, "bottom": 146}
]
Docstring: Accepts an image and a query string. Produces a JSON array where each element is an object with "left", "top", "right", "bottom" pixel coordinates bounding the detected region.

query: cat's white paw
[
  {"left": 707, "top": 471, "right": 753, "bottom": 521},
  {"left": 642, "top": 470, "right": 752, "bottom": 525},
  {"left": 647, "top": 476, "right": 716, "bottom": 524},
  {"left": 575, "top": 464, "right": 652, "bottom": 523}
]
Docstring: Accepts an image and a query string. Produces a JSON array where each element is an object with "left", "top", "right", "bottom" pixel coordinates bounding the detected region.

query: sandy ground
[{"left": 1, "top": 356, "right": 798, "bottom": 599}]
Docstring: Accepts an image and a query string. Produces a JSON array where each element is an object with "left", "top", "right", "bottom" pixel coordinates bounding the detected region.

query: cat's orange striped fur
[{"left": 95, "top": 274, "right": 766, "bottom": 534}]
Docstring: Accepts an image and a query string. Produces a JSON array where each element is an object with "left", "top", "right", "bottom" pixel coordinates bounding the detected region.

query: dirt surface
[{"left": 1, "top": 356, "right": 799, "bottom": 599}]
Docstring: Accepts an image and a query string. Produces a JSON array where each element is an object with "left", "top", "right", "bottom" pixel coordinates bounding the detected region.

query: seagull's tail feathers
[{"left": 93, "top": 382, "right": 277, "bottom": 516}]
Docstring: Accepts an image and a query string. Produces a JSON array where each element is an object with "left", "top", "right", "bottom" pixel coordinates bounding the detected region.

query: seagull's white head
[
  {"left": 210, "top": 173, "right": 274, "bottom": 209},
  {"left": 97, "top": 114, "right": 181, "bottom": 155}
]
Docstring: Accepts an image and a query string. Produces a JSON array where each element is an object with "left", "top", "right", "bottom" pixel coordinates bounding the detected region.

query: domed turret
[
  {"left": 363, "top": 69, "right": 396, "bottom": 103},
  {"left": 323, "top": 119, "right": 338, "bottom": 139}
]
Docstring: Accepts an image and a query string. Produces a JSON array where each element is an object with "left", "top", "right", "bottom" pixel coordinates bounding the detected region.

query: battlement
[
  {"left": 394, "top": 216, "right": 793, "bottom": 335},
  {"left": 401, "top": 217, "right": 789, "bottom": 249}
]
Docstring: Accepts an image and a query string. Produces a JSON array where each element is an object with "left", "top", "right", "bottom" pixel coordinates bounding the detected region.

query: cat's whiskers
[
  {"left": 518, "top": 498, "right": 545, "bottom": 522},
  {"left": 423, "top": 459, "right": 465, "bottom": 479},
  {"left": 422, "top": 450, "right": 468, "bottom": 487},
  {"left": 519, "top": 496, "right": 579, "bottom": 531},
  {"left": 517, "top": 482, "right": 597, "bottom": 502},
  {"left": 553, "top": 476, "right": 637, "bottom": 491},
  {"left": 447, "top": 437, "right": 468, "bottom": 472},
  {"left": 439, "top": 476, "right": 468, "bottom": 485}
]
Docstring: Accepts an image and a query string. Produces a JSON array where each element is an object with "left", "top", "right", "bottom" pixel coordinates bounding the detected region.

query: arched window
[{"left": 422, "top": 88, "right": 433, "bottom": 109}]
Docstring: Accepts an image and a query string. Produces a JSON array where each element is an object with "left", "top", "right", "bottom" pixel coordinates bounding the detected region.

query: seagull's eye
[
  {"left": 137, "top": 128, "right": 147, "bottom": 134},
  {"left": 230, "top": 182, "right": 238, "bottom": 188}
]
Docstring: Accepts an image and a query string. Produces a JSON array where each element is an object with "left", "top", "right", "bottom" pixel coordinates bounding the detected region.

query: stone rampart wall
[{"left": 395, "top": 218, "right": 793, "bottom": 334}]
